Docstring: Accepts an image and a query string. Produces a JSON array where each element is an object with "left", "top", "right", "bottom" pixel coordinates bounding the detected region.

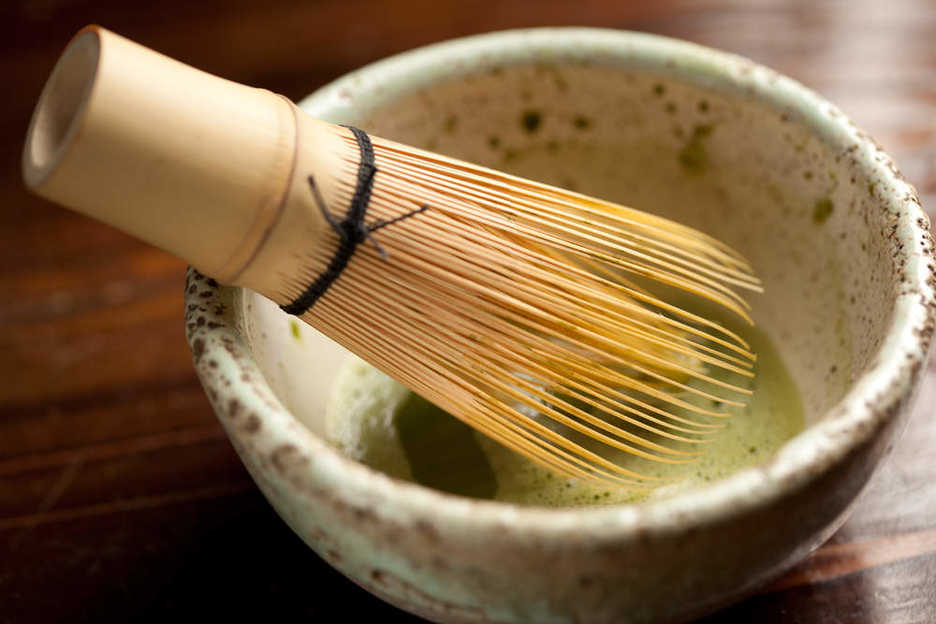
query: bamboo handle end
[{"left": 23, "top": 25, "right": 100, "bottom": 190}]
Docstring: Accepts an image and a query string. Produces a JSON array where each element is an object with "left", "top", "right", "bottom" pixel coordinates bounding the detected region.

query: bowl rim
[{"left": 186, "top": 27, "right": 935, "bottom": 538}]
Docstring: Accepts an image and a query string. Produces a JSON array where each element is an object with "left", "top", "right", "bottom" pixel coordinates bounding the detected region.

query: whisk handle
[{"left": 22, "top": 26, "right": 346, "bottom": 289}]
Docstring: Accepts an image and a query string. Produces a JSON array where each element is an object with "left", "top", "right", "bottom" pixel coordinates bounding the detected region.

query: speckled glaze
[{"left": 184, "top": 29, "right": 936, "bottom": 624}]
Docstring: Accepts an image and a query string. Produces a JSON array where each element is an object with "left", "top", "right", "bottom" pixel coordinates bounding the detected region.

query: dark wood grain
[{"left": 2, "top": 1, "right": 935, "bottom": 622}]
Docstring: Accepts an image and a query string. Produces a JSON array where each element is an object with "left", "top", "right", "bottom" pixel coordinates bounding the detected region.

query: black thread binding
[{"left": 280, "top": 126, "right": 428, "bottom": 316}]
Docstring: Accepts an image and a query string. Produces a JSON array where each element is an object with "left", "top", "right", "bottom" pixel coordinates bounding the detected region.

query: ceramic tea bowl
[{"left": 184, "top": 28, "right": 935, "bottom": 623}]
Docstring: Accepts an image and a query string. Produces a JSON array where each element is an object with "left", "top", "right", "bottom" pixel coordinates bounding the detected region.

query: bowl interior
[{"left": 238, "top": 44, "right": 896, "bottom": 471}]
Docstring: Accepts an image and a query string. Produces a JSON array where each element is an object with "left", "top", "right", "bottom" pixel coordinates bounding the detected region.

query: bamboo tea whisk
[{"left": 24, "top": 27, "right": 763, "bottom": 486}]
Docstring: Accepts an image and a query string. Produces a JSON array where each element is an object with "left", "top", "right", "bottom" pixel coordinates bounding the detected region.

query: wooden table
[{"left": 3, "top": 1, "right": 934, "bottom": 621}]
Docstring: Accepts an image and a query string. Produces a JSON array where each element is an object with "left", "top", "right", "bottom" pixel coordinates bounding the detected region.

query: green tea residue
[
  {"left": 395, "top": 393, "right": 497, "bottom": 499},
  {"left": 678, "top": 124, "right": 714, "bottom": 174},
  {"left": 812, "top": 198, "right": 834, "bottom": 224},
  {"left": 326, "top": 321, "right": 803, "bottom": 507}
]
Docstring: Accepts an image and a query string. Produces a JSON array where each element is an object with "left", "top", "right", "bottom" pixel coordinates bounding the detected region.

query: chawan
[{"left": 185, "top": 29, "right": 935, "bottom": 624}]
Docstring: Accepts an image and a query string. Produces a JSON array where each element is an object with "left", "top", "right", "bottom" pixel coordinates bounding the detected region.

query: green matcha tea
[{"left": 324, "top": 321, "right": 803, "bottom": 507}]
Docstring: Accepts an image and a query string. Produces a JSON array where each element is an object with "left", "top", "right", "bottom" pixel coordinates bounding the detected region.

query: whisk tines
[{"left": 285, "top": 129, "right": 763, "bottom": 487}]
